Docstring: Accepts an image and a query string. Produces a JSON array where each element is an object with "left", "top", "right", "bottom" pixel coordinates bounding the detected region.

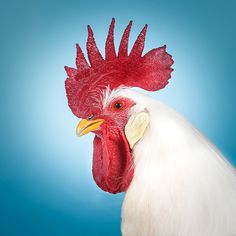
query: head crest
[{"left": 65, "top": 18, "right": 174, "bottom": 118}]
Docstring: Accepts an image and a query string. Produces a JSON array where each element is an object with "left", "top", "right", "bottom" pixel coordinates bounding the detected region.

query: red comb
[{"left": 65, "top": 18, "right": 174, "bottom": 118}]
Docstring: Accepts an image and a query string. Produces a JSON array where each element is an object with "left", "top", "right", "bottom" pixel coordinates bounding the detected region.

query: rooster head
[{"left": 65, "top": 18, "right": 173, "bottom": 194}]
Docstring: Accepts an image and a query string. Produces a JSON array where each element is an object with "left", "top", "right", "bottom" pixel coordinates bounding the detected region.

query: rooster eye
[{"left": 114, "top": 102, "right": 123, "bottom": 109}]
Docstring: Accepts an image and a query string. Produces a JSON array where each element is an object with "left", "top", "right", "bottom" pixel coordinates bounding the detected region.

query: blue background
[{"left": 0, "top": 0, "right": 235, "bottom": 235}]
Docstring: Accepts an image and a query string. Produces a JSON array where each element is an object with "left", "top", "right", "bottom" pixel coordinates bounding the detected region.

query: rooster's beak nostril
[{"left": 76, "top": 119, "right": 104, "bottom": 136}]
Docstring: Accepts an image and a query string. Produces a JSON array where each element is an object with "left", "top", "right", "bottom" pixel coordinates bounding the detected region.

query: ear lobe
[{"left": 125, "top": 111, "right": 150, "bottom": 149}]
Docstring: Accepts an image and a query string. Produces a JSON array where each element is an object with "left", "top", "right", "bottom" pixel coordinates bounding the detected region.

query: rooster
[{"left": 65, "top": 19, "right": 236, "bottom": 236}]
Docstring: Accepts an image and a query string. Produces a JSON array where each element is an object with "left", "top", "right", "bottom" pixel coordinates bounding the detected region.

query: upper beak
[{"left": 76, "top": 118, "right": 104, "bottom": 136}]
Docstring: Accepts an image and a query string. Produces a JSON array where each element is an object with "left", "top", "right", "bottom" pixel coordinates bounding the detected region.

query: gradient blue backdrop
[{"left": 0, "top": 0, "right": 235, "bottom": 235}]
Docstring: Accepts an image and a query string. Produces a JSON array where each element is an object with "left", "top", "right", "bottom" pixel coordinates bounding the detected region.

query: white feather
[{"left": 104, "top": 88, "right": 236, "bottom": 236}]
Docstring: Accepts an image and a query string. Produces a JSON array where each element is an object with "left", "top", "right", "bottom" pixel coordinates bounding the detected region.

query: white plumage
[{"left": 106, "top": 87, "right": 236, "bottom": 236}]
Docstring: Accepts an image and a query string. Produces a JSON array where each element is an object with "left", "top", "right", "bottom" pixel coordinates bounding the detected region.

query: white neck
[{"left": 117, "top": 89, "right": 236, "bottom": 236}]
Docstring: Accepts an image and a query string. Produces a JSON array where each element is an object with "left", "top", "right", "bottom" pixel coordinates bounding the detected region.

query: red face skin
[{"left": 91, "top": 97, "right": 136, "bottom": 194}]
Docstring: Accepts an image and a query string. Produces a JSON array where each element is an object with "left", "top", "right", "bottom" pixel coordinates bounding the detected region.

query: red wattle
[{"left": 92, "top": 125, "right": 134, "bottom": 194}]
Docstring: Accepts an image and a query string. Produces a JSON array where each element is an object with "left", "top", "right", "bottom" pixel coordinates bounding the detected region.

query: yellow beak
[{"left": 76, "top": 119, "right": 104, "bottom": 136}]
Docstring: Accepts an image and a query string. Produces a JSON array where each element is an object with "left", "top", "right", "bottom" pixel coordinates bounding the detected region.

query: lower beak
[{"left": 76, "top": 119, "right": 104, "bottom": 136}]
